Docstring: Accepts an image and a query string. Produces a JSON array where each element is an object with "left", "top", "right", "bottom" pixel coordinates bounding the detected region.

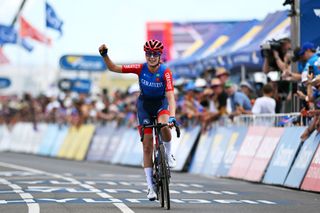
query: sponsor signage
[
  {"left": 58, "top": 78, "right": 91, "bottom": 94},
  {"left": 59, "top": 55, "right": 106, "bottom": 71},
  {"left": 0, "top": 77, "right": 11, "bottom": 89}
]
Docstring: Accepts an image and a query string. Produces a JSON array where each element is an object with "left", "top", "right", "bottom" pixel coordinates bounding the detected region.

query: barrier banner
[
  {"left": 0, "top": 126, "right": 11, "bottom": 151},
  {"left": 201, "top": 127, "right": 234, "bottom": 176},
  {"left": 111, "top": 128, "right": 136, "bottom": 164},
  {"left": 86, "top": 124, "right": 113, "bottom": 161},
  {"left": 262, "top": 127, "right": 305, "bottom": 185},
  {"left": 29, "top": 123, "right": 48, "bottom": 154},
  {"left": 228, "top": 126, "right": 268, "bottom": 179},
  {"left": 244, "top": 127, "right": 284, "bottom": 182},
  {"left": 285, "top": 132, "right": 319, "bottom": 188},
  {"left": 215, "top": 127, "right": 248, "bottom": 176},
  {"left": 301, "top": 136, "right": 320, "bottom": 192},
  {"left": 189, "top": 128, "right": 215, "bottom": 174},
  {"left": 50, "top": 126, "right": 69, "bottom": 157},
  {"left": 38, "top": 124, "right": 60, "bottom": 156},
  {"left": 102, "top": 127, "right": 127, "bottom": 163},
  {"left": 9, "top": 123, "right": 29, "bottom": 152},
  {"left": 74, "top": 124, "right": 95, "bottom": 161},
  {"left": 172, "top": 125, "right": 201, "bottom": 171},
  {"left": 57, "top": 126, "right": 78, "bottom": 158},
  {"left": 123, "top": 131, "right": 142, "bottom": 166}
]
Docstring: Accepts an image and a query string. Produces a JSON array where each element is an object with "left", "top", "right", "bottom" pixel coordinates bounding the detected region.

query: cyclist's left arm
[{"left": 164, "top": 68, "right": 176, "bottom": 118}]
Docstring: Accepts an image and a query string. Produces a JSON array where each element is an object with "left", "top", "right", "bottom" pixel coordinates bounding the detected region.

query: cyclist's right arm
[{"left": 99, "top": 44, "right": 122, "bottom": 73}]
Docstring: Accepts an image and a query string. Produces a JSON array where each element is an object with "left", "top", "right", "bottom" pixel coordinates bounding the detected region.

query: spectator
[
  {"left": 297, "top": 42, "right": 319, "bottom": 83},
  {"left": 252, "top": 84, "right": 276, "bottom": 114},
  {"left": 225, "top": 81, "right": 252, "bottom": 118},
  {"left": 240, "top": 81, "right": 256, "bottom": 104},
  {"left": 215, "top": 67, "right": 230, "bottom": 85}
]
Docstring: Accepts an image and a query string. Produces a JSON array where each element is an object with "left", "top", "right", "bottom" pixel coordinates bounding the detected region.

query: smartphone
[{"left": 308, "top": 65, "right": 314, "bottom": 75}]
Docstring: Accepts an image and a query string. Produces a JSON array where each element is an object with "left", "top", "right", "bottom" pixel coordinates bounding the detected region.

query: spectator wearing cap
[
  {"left": 297, "top": 42, "right": 319, "bottom": 83},
  {"left": 251, "top": 84, "right": 276, "bottom": 114},
  {"left": 225, "top": 81, "right": 252, "bottom": 117},
  {"left": 201, "top": 78, "right": 228, "bottom": 130},
  {"left": 215, "top": 67, "right": 230, "bottom": 85},
  {"left": 240, "top": 81, "right": 256, "bottom": 105}
]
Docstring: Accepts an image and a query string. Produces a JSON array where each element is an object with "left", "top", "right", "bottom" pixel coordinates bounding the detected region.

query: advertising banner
[
  {"left": 228, "top": 126, "right": 268, "bottom": 179},
  {"left": 50, "top": 126, "right": 69, "bottom": 157},
  {"left": 300, "top": 0, "right": 320, "bottom": 46},
  {"left": 244, "top": 127, "right": 284, "bottom": 182},
  {"left": 59, "top": 55, "right": 106, "bottom": 71},
  {"left": 285, "top": 132, "right": 319, "bottom": 188},
  {"left": 215, "top": 127, "right": 248, "bottom": 176},
  {"left": 263, "top": 127, "right": 305, "bottom": 185}
]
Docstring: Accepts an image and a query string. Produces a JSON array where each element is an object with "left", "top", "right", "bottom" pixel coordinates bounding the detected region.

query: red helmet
[{"left": 144, "top": 39, "right": 164, "bottom": 53}]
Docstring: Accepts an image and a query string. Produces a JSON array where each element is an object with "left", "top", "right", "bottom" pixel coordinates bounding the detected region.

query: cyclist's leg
[
  {"left": 137, "top": 99, "right": 156, "bottom": 200},
  {"left": 158, "top": 110, "right": 176, "bottom": 167}
]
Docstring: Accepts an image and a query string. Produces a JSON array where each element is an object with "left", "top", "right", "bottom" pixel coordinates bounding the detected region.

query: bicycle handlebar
[{"left": 140, "top": 123, "right": 181, "bottom": 142}]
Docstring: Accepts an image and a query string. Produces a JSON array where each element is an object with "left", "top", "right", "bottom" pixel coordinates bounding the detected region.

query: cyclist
[{"left": 99, "top": 39, "right": 177, "bottom": 201}]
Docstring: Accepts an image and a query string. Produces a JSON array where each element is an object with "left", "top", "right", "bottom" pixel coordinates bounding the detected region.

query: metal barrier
[{"left": 232, "top": 113, "right": 303, "bottom": 127}]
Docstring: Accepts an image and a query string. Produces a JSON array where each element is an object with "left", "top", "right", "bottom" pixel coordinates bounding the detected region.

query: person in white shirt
[{"left": 252, "top": 84, "right": 276, "bottom": 114}]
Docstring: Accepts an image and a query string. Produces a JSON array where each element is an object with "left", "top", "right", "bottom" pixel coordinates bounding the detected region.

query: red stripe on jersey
[
  {"left": 122, "top": 64, "right": 143, "bottom": 75},
  {"left": 164, "top": 69, "right": 174, "bottom": 92}
]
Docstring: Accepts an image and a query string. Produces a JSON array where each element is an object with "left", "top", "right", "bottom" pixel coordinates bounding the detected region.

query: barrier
[
  {"left": 57, "top": 126, "right": 79, "bottom": 158},
  {"left": 262, "top": 127, "right": 305, "bottom": 185},
  {"left": 29, "top": 123, "right": 48, "bottom": 154},
  {"left": 37, "top": 124, "right": 60, "bottom": 156},
  {"left": 215, "top": 127, "right": 247, "bottom": 176},
  {"left": 201, "top": 127, "right": 234, "bottom": 176},
  {"left": 244, "top": 127, "right": 284, "bottom": 182},
  {"left": 50, "top": 126, "right": 69, "bottom": 157},
  {"left": 300, "top": 138, "right": 320, "bottom": 192},
  {"left": 284, "top": 132, "right": 319, "bottom": 188},
  {"left": 111, "top": 128, "right": 136, "bottom": 164},
  {"left": 121, "top": 129, "right": 142, "bottom": 166},
  {"left": 172, "top": 125, "right": 201, "bottom": 171},
  {"left": 86, "top": 124, "right": 113, "bottom": 161},
  {"left": 74, "top": 124, "right": 95, "bottom": 161},
  {"left": 228, "top": 126, "right": 268, "bottom": 179},
  {"left": 102, "top": 126, "right": 126, "bottom": 163},
  {"left": 189, "top": 129, "right": 214, "bottom": 174}
]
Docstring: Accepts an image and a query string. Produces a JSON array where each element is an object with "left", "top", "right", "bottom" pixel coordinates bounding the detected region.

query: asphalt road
[{"left": 0, "top": 152, "right": 319, "bottom": 213}]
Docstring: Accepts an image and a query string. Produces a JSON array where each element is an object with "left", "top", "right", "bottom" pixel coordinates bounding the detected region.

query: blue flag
[
  {"left": 46, "top": 2, "right": 63, "bottom": 34},
  {"left": 0, "top": 25, "right": 17, "bottom": 45}
]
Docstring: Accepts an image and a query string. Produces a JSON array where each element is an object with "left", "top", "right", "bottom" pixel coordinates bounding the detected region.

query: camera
[{"left": 260, "top": 39, "right": 287, "bottom": 71}]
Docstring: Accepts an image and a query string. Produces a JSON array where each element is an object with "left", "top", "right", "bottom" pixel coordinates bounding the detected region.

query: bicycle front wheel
[{"left": 159, "top": 144, "right": 170, "bottom": 210}]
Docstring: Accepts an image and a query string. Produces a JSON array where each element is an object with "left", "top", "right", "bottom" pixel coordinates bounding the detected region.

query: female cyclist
[{"left": 99, "top": 39, "right": 176, "bottom": 201}]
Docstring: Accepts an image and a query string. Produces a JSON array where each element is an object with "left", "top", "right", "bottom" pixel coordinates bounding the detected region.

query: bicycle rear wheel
[{"left": 159, "top": 144, "right": 170, "bottom": 210}]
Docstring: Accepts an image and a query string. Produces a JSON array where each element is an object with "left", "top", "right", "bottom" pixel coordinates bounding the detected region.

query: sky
[{"left": 0, "top": 0, "right": 290, "bottom": 69}]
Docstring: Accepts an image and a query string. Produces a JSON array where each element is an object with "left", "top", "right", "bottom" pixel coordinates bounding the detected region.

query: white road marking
[
  {"left": 0, "top": 161, "right": 135, "bottom": 213},
  {"left": 0, "top": 178, "right": 40, "bottom": 213}
]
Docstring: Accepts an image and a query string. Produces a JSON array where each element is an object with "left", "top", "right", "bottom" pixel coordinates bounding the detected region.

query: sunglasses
[{"left": 145, "top": 51, "right": 161, "bottom": 57}]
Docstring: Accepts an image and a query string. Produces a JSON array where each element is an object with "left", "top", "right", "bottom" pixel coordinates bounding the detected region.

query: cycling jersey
[{"left": 122, "top": 63, "right": 173, "bottom": 99}]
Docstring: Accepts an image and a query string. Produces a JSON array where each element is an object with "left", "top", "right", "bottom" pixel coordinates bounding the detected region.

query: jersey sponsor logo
[
  {"left": 140, "top": 79, "right": 164, "bottom": 88},
  {"left": 123, "top": 64, "right": 141, "bottom": 69},
  {"left": 314, "top": 9, "right": 320, "bottom": 17},
  {"left": 164, "top": 71, "right": 173, "bottom": 90}
]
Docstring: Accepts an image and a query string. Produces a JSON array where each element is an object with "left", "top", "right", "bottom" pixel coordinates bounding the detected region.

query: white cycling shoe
[
  {"left": 167, "top": 154, "right": 176, "bottom": 168},
  {"left": 147, "top": 187, "right": 157, "bottom": 201}
]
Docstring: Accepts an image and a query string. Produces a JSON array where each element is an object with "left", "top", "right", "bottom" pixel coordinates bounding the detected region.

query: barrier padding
[
  {"left": 172, "top": 125, "right": 201, "bottom": 171},
  {"left": 111, "top": 128, "right": 136, "bottom": 164},
  {"left": 244, "top": 127, "right": 284, "bottom": 182},
  {"left": 38, "top": 124, "right": 60, "bottom": 156},
  {"left": 1, "top": 126, "right": 12, "bottom": 152},
  {"left": 189, "top": 129, "right": 214, "bottom": 174},
  {"left": 262, "top": 127, "right": 305, "bottom": 185},
  {"left": 300, "top": 137, "right": 320, "bottom": 192},
  {"left": 86, "top": 123, "right": 114, "bottom": 161},
  {"left": 284, "top": 132, "right": 319, "bottom": 188},
  {"left": 73, "top": 124, "right": 95, "bottom": 161},
  {"left": 201, "top": 127, "right": 233, "bottom": 176},
  {"left": 9, "top": 123, "right": 28, "bottom": 152},
  {"left": 57, "top": 126, "right": 79, "bottom": 158},
  {"left": 228, "top": 126, "right": 268, "bottom": 179},
  {"left": 29, "top": 123, "right": 48, "bottom": 154},
  {"left": 102, "top": 126, "right": 126, "bottom": 163},
  {"left": 121, "top": 129, "right": 142, "bottom": 166},
  {"left": 215, "top": 127, "right": 248, "bottom": 177},
  {"left": 50, "top": 126, "right": 69, "bottom": 157}
]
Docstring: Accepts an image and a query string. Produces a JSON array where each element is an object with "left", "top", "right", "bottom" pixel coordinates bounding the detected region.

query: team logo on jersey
[
  {"left": 143, "top": 119, "right": 150, "bottom": 124},
  {"left": 156, "top": 77, "right": 160, "bottom": 82}
]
